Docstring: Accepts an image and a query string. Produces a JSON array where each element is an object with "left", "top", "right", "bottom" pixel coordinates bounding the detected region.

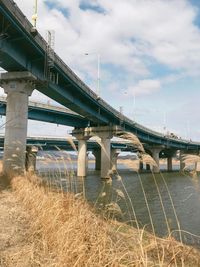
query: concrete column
[
  {"left": 151, "top": 148, "right": 161, "bottom": 173},
  {"left": 167, "top": 157, "right": 173, "bottom": 171},
  {"left": 93, "top": 149, "right": 101, "bottom": 170},
  {"left": 0, "top": 72, "right": 36, "bottom": 177},
  {"left": 139, "top": 161, "right": 143, "bottom": 171},
  {"left": 111, "top": 149, "right": 119, "bottom": 173},
  {"left": 146, "top": 164, "right": 151, "bottom": 171},
  {"left": 72, "top": 126, "right": 115, "bottom": 179},
  {"left": 101, "top": 138, "right": 111, "bottom": 179},
  {"left": 180, "top": 151, "right": 185, "bottom": 172},
  {"left": 25, "top": 146, "right": 38, "bottom": 173},
  {"left": 77, "top": 139, "right": 87, "bottom": 177}
]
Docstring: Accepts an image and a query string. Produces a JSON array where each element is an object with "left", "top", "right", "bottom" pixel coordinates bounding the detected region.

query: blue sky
[{"left": 1, "top": 0, "right": 200, "bottom": 141}]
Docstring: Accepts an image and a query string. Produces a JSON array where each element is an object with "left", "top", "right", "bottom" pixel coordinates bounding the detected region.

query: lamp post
[
  {"left": 32, "top": 0, "right": 38, "bottom": 28},
  {"left": 85, "top": 53, "right": 100, "bottom": 97}
]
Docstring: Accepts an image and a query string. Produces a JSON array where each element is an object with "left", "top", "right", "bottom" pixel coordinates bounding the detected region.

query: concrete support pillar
[
  {"left": 151, "top": 148, "right": 161, "bottom": 173},
  {"left": 93, "top": 149, "right": 101, "bottom": 170},
  {"left": 25, "top": 146, "right": 38, "bottom": 173},
  {"left": 146, "top": 164, "right": 151, "bottom": 171},
  {"left": 167, "top": 157, "right": 173, "bottom": 172},
  {"left": 180, "top": 151, "right": 185, "bottom": 172},
  {"left": 72, "top": 126, "right": 117, "bottom": 179},
  {"left": 77, "top": 139, "right": 87, "bottom": 177},
  {"left": 101, "top": 138, "right": 111, "bottom": 178},
  {"left": 139, "top": 161, "right": 143, "bottom": 171},
  {"left": 0, "top": 72, "right": 36, "bottom": 177},
  {"left": 111, "top": 149, "right": 120, "bottom": 173}
]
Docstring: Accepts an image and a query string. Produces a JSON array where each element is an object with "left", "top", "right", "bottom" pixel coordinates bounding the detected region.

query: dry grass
[
  {"left": 0, "top": 177, "right": 52, "bottom": 267},
  {"left": 1, "top": 133, "right": 200, "bottom": 266},
  {"left": 0, "top": 174, "right": 197, "bottom": 267}
]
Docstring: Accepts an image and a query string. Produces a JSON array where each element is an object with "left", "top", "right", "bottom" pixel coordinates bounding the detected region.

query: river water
[{"left": 37, "top": 159, "right": 200, "bottom": 247}]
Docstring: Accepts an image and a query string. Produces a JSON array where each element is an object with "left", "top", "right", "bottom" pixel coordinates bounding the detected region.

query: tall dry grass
[
  {"left": 10, "top": 175, "right": 200, "bottom": 267},
  {"left": 2, "top": 131, "right": 200, "bottom": 266}
]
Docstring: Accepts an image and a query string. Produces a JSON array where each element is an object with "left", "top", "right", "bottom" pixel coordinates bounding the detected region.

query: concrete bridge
[
  {"left": 0, "top": 0, "right": 199, "bottom": 177},
  {"left": 0, "top": 135, "right": 135, "bottom": 174}
]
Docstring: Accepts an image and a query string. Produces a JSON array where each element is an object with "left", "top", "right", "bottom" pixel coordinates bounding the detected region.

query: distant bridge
[
  {"left": 0, "top": 97, "right": 199, "bottom": 151},
  {"left": 0, "top": 135, "right": 134, "bottom": 152}
]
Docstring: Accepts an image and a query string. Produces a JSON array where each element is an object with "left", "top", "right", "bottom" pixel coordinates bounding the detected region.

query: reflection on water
[{"left": 37, "top": 160, "right": 200, "bottom": 247}]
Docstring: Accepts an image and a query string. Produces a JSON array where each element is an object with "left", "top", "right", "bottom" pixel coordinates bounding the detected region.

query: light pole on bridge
[{"left": 85, "top": 53, "right": 101, "bottom": 97}]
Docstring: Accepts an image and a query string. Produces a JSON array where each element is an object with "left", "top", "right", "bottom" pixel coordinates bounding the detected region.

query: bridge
[
  {"left": 0, "top": 0, "right": 199, "bottom": 177},
  {"left": 0, "top": 135, "right": 135, "bottom": 173}
]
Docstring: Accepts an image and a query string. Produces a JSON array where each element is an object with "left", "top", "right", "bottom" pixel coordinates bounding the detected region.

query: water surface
[{"left": 37, "top": 160, "right": 200, "bottom": 247}]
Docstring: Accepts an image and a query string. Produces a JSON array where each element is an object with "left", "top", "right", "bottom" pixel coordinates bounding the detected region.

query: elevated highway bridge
[{"left": 0, "top": 0, "right": 199, "bottom": 177}]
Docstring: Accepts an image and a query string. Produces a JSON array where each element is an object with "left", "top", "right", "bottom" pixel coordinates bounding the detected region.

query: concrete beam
[{"left": 72, "top": 125, "right": 122, "bottom": 139}]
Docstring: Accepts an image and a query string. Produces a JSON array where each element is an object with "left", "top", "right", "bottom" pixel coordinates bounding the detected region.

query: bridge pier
[
  {"left": 25, "top": 146, "right": 38, "bottom": 173},
  {"left": 73, "top": 126, "right": 120, "bottom": 179},
  {"left": 111, "top": 148, "right": 120, "bottom": 173},
  {"left": 0, "top": 72, "right": 36, "bottom": 177},
  {"left": 77, "top": 138, "right": 88, "bottom": 177},
  {"left": 149, "top": 147, "right": 162, "bottom": 173},
  {"left": 139, "top": 161, "right": 144, "bottom": 171},
  {"left": 100, "top": 137, "right": 111, "bottom": 178},
  {"left": 167, "top": 157, "right": 173, "bottom": 171},
  {"left": 146, "top": 164, "right": 151, "bottom": 171},
  {"left": 93, "top": 149, "right": 101, "bottom": 170},
  {"left": 180, "top": 151, "right": 186, "bottom": 172}
]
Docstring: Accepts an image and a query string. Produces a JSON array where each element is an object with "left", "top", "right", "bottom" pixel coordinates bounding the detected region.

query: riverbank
[
  {"left": 1, "top": 173, "right": 200, "bottom": 266},
  {"left": 0, "top": 178, "right": 50, "bottom": 266}
]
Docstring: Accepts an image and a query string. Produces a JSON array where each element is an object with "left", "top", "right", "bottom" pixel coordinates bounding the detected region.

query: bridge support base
[
  {"left": 180, "top": 151, "right": 186, "bottom": 172},
  {"left": 139, "top": 161, "right": 144, "bottom": 171},
  {"left": 111, "top": 148, "right": 120, "bottom": 174},
  {"left": 77, "top": 139, "right": 87, "bottom": 177},
  {"left": 167, "top": 157, "right": 173, "bottom": 171},
  {"left": 93, "top": 149, "right": 101, "bottom": 170},
  {"left": 146, "top": 164, "right": 151, "bottom": 171},
  {"left": 149, "top": 147, "right": 162, "bottom": 173},
  {"left": 100, "top": 137, "right": 111, "bottom": 178},
  {"left": 0, "top": 72, "right": 36, "bottom": 177},
  {"left": 73, "top": 126, "right": 121, "bottom": 179},
  {"left": 26, "top": 146, "right": 38, "bottom": 173}
]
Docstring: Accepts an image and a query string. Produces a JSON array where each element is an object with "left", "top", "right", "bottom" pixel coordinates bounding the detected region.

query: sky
[{"left": 1, "top": 0, "right": 200, "bottom": 140}]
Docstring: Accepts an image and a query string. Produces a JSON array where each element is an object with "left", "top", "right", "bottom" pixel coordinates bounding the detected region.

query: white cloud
[
  {"left": 13, "top": 0, "right": 200, "bottom": 81},
  {"left": 127, "top": 79, "right": 161, "bottom": 96}
]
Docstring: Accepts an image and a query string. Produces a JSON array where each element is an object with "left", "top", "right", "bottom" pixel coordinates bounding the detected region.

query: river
[{"left": 36, "top": 159, "right": 200, "bottom": 248}]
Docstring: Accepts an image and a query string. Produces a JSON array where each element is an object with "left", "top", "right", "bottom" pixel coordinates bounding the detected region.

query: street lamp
[
  {"left": 85, "top": 53, "right": 100, "bottom": 97},
  {"left": 32, "top": 0, "right": 38, "bottom": 28}
]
